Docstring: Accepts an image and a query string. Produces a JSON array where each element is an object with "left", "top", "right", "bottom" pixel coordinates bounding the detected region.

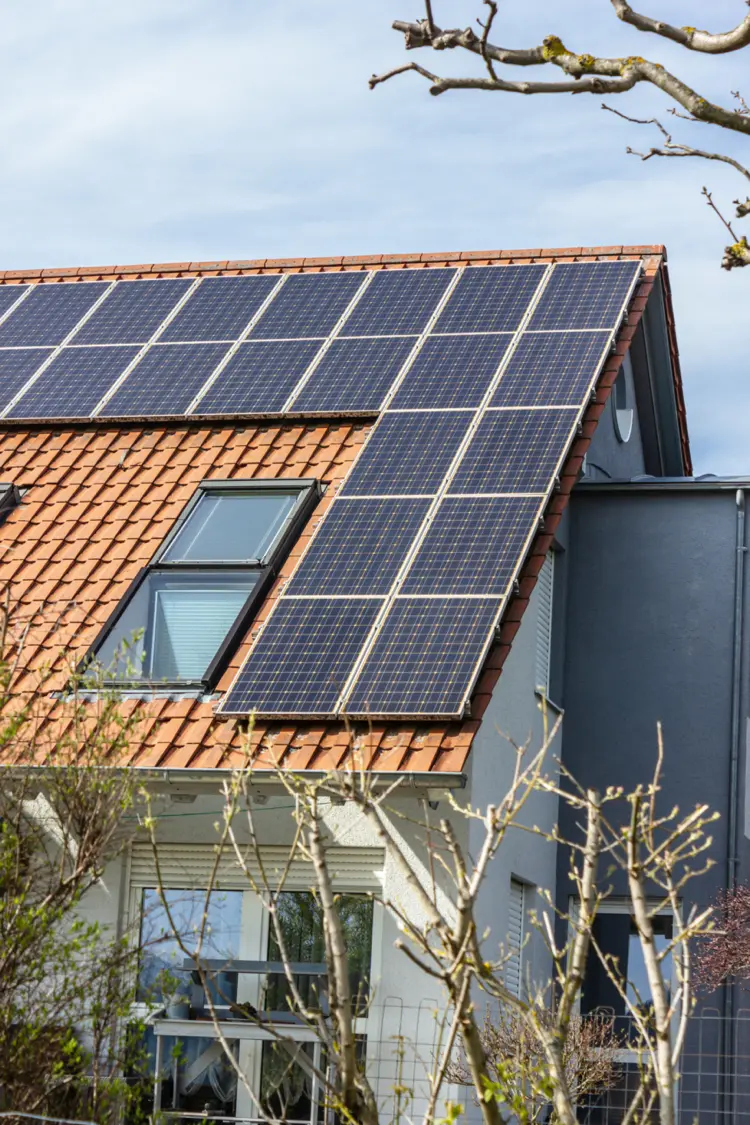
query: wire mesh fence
[
  {"left": 574, "top": 1007, "right": 750, "bottom": 1125},
  {"left": 126, "top": 1001, "right": 750, "bottom": 1124},
  {"left": 4, "top": 1004, "right": 750, "bottom": 1124}
]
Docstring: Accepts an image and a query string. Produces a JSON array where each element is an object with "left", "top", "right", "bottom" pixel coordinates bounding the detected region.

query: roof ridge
[{"left": 0, "top": 246, "right": 667, "bottom": 283}]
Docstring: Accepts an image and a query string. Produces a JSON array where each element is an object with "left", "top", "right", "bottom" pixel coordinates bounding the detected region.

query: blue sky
[{"left": 0, "top": 1, "right": 747, "bottom": 472}]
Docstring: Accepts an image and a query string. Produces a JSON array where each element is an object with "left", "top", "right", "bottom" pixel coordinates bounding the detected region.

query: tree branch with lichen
[{"left": 372, "top": 2, "right": 750, "bottom": 269}]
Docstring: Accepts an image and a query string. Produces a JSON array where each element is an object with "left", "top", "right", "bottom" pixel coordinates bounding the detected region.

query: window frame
[
  {"left": 612, "top": 352, "right": 635, "bottom": 444},
  {"left": 126, "top": 867, "right": 383, "bottom": 1123},
  {"left": 569, "top": 896, "right": 679, "bottom": 1047},
  {"left": 85, "top": 477, "right": 320, "bottom": 691}
]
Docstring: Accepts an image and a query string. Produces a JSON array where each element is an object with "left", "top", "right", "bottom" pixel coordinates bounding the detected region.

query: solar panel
[
  {"left": 290, "top": 336, "right": 417, "bottom": 413},
  {"left": 345, "top": 596, "right": 501, "bottom": 716},
  {"left": 401, "top": 496, "right": 544, "bottom": 595},
  {"left": 450, "top": 409, "right": 576, "bottom": 494},
  {"left": 196, "top": 340, "right": 322, "bottom": 414},
  {"left": 528, "top": 260, "right": 640, "bottom": 331},
  {"left": 160, "top": 275, "right": 280, "bottom": 342},
  {"left": 341, "top": 411, "right": 472, "bottom": 497},
  {"left": 221, "top": 597, "right": 382, "bottom": 715},
  {"left": 0, "top": 282, "right": 109, "bottom": 347},
  {"left": 8, "top": 346, "right": 140, "bottom": 419},
  {"left": 285, "top": 498, "right": 431, "bottom": 596},
  {"left": 0, "top": 349, "right": 53, "bottom": 413},
  {"left": 101, "top": 343, "right": 229, "bottom": 417},
  {"left": 249, "top": 272, "right": 364, "bottom": 339},
  {"left": 0, "top": 287, "right": 28, "bottom": 321},
  {"left": 73, "top": 279, "right": 193, "bottom": 345},
  {"left": 433, "top": 265, "right": 546, "bottom": 334},
  {"left": 389, "top": 334, "right": 512, "bottom": 410},
  {"left": 340, "top": 268, "right": 456, "bottom": 337},
  {"left": 490, "top": 332, "right": 610, "bottom": 407}
]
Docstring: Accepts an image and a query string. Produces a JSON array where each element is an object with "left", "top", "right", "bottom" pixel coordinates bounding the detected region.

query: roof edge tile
[{"left": 0, "top": 245, "right": 667, "bottom": 284}]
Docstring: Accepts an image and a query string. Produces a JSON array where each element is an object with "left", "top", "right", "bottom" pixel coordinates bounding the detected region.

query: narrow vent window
[{"left": 535, "top": 549, "right": 555, "bottom": 696}]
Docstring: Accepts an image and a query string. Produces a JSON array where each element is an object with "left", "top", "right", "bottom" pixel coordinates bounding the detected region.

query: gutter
[
  {"left": 723, "top": 489, "right": 746, "bottom": 1117},
  {"left": 2, "top": 764, "right": 467, "bottom": 795},
  {"left": 575, "top": 476, "right": 750, "bottom": 493}
]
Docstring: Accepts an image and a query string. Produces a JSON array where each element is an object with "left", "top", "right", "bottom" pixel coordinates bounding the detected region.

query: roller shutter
[
  {"left": 505, "top": 877, "right": 526, "bottom": 999},
  {"left": 130, "top": 842, "right": 385, "bottom": 891},
  {"left": 535, "top": 550, "right": 555, "bottom": 695}
]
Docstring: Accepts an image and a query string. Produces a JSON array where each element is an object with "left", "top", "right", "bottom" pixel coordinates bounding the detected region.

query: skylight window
[{"left": 89, "top": 480, "right": 318, "bottom": 690}]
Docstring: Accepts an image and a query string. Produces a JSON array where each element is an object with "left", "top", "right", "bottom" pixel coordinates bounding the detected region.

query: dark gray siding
[
  {"left": 583, "top": 352, "right": 647, "bottom": 481},
  {"left": 559, "top": 487, "right": 745, "bottom": 905}
]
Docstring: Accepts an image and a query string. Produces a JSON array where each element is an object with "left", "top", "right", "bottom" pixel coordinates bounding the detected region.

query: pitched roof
[{"left": 0, "top": 247, "right": 689, "bottom": 776}]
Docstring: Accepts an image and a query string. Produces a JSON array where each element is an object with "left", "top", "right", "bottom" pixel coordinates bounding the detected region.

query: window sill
[{"left": 534, "top": 689, "right": 564, "bottom": 717}]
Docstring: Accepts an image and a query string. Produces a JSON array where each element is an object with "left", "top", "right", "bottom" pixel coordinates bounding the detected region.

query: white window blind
[
  {"left": 535, "top": 550, "right": 555, "bottom": 695},
  {"left": 505, "top": 878, "right": 526, "bottom": 999},
  {"left": 151, "top": 583, "right": 251, "bottom": 680}
]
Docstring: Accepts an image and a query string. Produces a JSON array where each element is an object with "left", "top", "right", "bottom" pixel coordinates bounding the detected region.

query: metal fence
[
  {"left": 137, "top": 1001, "right": 750, "bottom": 1125},
  {"left": 5, "top": 1004, "right": 750, "bottom": 1124},
  {"left": 574, "top": 1007, "right": 750, "bottom": 1125}
]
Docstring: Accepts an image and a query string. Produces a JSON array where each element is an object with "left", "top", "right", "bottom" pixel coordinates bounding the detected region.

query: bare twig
[
  {"left": 702, "top": 186, "right": 739, "bottom": 240},
  {"left": 600, "top": 103, "right": 750, "bottom": 181}
]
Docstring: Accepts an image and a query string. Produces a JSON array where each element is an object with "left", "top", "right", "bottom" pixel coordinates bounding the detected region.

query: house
[{"left": 2, "top": 245, "right": 739, "bottom": 1121}]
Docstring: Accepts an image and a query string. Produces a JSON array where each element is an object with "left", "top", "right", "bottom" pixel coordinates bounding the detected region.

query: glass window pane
[
  {"left": 265, "top": 891, "right": 373, "bottom": 1013},
  {"left": 259, "top": 1038, "right": 366, "bottom": 1125},
  {"left": 626, "top": 916, "right": 673, "bottom": 1013},
  {"left": 138, "top": 888, "right": 243, "bottom": 1001},
  {"left": 582, "top": 911, "right": 673, "bottom": 1027},
  {"left": 134, "top": 1027, "right": 239, "bottom": 1117},
  {"left": 95, "top": 571, "right": 256, "bottom": 683},
  {"left": 164, "top": 489, "right": 301, "bottom": 563}
]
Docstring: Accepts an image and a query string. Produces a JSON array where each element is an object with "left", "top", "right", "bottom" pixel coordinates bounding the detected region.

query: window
[
  {"left": 261, "top": 892, "right": 374, "bottom": 1123},
  {"left": 505, "top": 878, "right": 529, "bottom": 999},
  {"left": 580, "top": 904, "right": 674, "bottom": 1035},
  {"left": 264, "top": 890, "right": 374, "bottom": 1012},
  {"left": 129, "top": 878, "right": 376, "bottom": 1125},
  {"left": 0, "top": 482, "right": 20, "bottom": 525},
  {"left": 90, "top": 479, "right": 318, "bottom": 689},
  {"left": 535, "top": 550, "right": 554, "bottom": 697},
  {"left": 612, "top": 355, "right": 634, "bottom": 443},
  {"left": 137, "top": 887, "right": 244, "bottom": 1003}
]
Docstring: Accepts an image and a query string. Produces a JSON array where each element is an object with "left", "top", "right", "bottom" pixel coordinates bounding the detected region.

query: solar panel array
[
  {"left": 0, "top": 259, "right": 642, "bottom": 718},
  {"left": 219, "top": 258, "right": 642, "bottom": 718}
]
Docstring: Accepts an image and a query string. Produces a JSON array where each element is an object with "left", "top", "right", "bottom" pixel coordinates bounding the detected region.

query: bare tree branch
[
  {"left": 610, "top": 0, "right": 750, "bottom": 54},
  {"left": 602, "top": 103, "right": 750, "bottom": 181},
  {"left": 373, "top": 3, "right": 750, "bottom": 269},
  {"left": 375, "top": 17, "right": 750, "bottom": 138}
]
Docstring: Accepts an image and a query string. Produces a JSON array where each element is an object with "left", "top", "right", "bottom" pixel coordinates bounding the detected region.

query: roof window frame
[{"left": 85, "top": 478, "right": 320, "bottom": 692}]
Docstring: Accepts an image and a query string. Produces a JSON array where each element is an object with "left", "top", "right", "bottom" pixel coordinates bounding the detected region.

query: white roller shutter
[
  {"left": 130, "top": 842, "right": 385, "bottom": 892},
  {"left": 505, "top": 878, "right": 526, "bottom": 999},
  {"left": 535, "top": 550, "right": 555, "bottom": 696}
]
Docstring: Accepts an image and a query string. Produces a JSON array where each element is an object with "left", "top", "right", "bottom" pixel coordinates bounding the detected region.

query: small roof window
[
  {"left": 88, "top": 479, "right": 318, "bottom": 691},
  {"left": 163, "top": 489, "right": 301, "bottom": 564}
]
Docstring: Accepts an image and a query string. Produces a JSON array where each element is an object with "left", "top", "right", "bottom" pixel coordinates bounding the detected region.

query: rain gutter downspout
[{"left": 723, "top": 488, "right": 746, "bottom": 1114}]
